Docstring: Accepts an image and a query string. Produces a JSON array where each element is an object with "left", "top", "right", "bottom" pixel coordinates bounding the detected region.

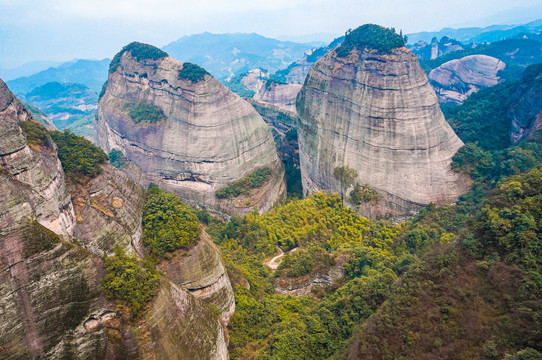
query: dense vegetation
[
  {"left": 20, "top": 120, "right": 52, "bottom": 147},
  {"left": 178, "top": 62, "right": 210, "bottom": 83},
  {"left": 123, "top": 101, "right": 166, "bottom": 124},
  {"left": 109, "top": 42, "right": 168, "bottom": 73},
  {"left": 215, "top": 167, "right": 273, "bottom": 199},
  {"left": 142, "top": 186, "right": 200, "bottom": 260},
  {"left": 350, "top": 183, "right": 379, "bottom": 205},
  {"left": 108, "top": 149, "right": 128, "bottom": 169},
  {"left": 444, "top": 64, "right": 542, "bottom": 151},
  {"left": 443, "top": 81, "right": 517, "bottom": 150},
  {"left": 101, "top": 247, "right": 160, "bottom": 318},
  {"left": 49, "top": 129, "right": 108, "bottom": 181},
  {"left": 336, "top": 24, "right": 407, "bottom": 57},
  {"left": 197, "top": 61, "right": 542, "bottom": 357}
]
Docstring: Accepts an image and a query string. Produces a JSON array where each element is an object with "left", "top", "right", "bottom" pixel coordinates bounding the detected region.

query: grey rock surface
[
  {"left": 96, "top": 51, "right": 285, "bottom": 216},
  {"left": 253, "top": 81, "right": 302, "bottom": 113},
  {"left": 297, "top": 46, "right": 468, "bottom": 218},
  {"left": 429, "top": 54, "right": 505, "bottom": 104}
]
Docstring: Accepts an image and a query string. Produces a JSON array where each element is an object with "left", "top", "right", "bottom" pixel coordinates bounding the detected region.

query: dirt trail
[{"left": 265, "top": 246, "right": 297, "bottom": 270}]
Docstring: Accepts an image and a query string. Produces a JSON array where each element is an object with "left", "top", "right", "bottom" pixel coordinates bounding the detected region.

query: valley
[{"left": 1, "top": 9, "right": 542, "bottom": 360}]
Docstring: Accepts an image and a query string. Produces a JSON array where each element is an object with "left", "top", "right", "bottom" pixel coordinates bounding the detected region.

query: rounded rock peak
[
  {"left": 335, "top": 23, "right": 407, "bottom": 57},
  {"left": 109, "top": 41, "right": 169, "bottom": 74}
]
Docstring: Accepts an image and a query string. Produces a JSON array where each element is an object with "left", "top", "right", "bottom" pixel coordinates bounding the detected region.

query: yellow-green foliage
[
  {"left": 101, "top": 247, "right": 160, "bottom": 319},
  {"left": 142, "top": 186, "right": 200, "bottom": 259},
  {"left": 20, "top": 120, "right": 52, "bottom": 147},
  {"left": 350, "top": 182, "right": 379, "bottom": 205},
  {"left": 216, "top": 167, "right": 273, "bottom": 199},
  {"left": 49, "top": 129, "right": 108, "bottom": 181}
]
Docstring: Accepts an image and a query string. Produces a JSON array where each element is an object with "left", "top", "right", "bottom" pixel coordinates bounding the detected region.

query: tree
[{"left": 333, "top": 165, "right": 358, "bottom": 201}]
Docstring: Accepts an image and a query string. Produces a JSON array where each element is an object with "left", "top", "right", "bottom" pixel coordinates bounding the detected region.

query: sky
[{"left": 1, "top": 0, "right": 542, "bottom": 68}]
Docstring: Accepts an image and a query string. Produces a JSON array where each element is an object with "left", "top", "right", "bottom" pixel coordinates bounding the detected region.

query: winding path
[{"left": 265, "top": 246, "right": 297, "bottom": 270}]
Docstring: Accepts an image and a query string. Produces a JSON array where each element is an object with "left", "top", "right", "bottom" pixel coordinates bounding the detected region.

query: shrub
[
  {"left": 350, "top": 183, "right": 379, "bottom": 205},
  {"left": 216, "top": 167, "right": 273, "bottom": 199},
  {"left": 336, "top": 24, "right": 406, "bottom": 57},
  {"left": 142, "top": 187, "right": 200, "bottom": 259},
  {"left": 109, "top": 42, "right": 168, "bottom": 73},
  {"left": 101, "top": 247, "right": 160, "bottom": 318},
  {"left": 108, "top": 149, "right": 128, "bottom": 169},
  {"left": 123, "top": 102, "right": 166, "bottom": 124},
  {"left": 20, "top": 120, "right": 51, "bottom": 147},
  {"left": 178, "top": 62, "right": 209, "bottom": 83},
  {"left": 49, "top": 130, "right": 108, "bottom": 181}
]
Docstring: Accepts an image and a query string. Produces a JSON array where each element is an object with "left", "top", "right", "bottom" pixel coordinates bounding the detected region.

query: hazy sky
[{"left": 1, "top": 0, "right": 542, "bottom": 68}]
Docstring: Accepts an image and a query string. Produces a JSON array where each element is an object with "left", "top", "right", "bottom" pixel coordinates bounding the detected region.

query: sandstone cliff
[
  {"left": 253, "top": 80, "right": 302, "bottom": 113},
  {"left": 297, "top": 25, "right": 468, "bottom": 218},
  {"left": 157, "top": 230, "right": 235, "bottom": 323},
  {"left": 1, "top": 78, "right": 231, "bottom": 359},
  {"left": 96, "top": 42, "right": 285, "bottom": 216},
  {"left": 429, "top": 55, "right": 505, "bottom": 104}
]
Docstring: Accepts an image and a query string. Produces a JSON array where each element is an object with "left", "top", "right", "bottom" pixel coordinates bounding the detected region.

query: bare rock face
[
  {"left": 240, "top": 68, "right": 268, "bottom": 93},
  {"left": 297, "top": 27, "right": 468, "bottom": 218},
  {"left": 157, "top": 230, "right": 235, "bottom": 323},
  {"left": 253, "top": 80, "right": 302, "bottom": 113},
  {"left": 0, "top": 78, "right": 75, "bottom": 238},
  {"left": 1, "top": 79, "right": 230, "bottom": 359},
  {"left": 71, "top": 164, "right": 147, "bottom": 257},
  {"left": 96, "top": 43, "right": 285, "bottom": 216},
  {"left": 429, "top": 55, "right": 506, "bottom": 104}
]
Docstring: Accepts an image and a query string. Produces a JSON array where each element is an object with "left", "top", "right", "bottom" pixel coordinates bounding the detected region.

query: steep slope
[
  {"left": 0, "top": 78, "right": 75, "bottom": 237},
  {"left": 0, "top": 79, "right": 231, "bottom": 359},
  {"left": 96, "top": 42, "right": 285, "bottom": 216},
  {"left": 253, "top": 80, "right": 302, "bottom": 113},
  {"left": 429, "top": 55, "right": 506, "bottom": 104},
  {"left": 297, "top": 25, "right": 468, "bottom": 218},
  {"left": 157, "top": 230, "right": 235, "bottom": 322}
]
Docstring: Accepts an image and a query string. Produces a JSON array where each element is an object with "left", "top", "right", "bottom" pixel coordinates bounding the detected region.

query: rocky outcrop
[
  {"left": 1, "top": 78, "right": 230, "bottom": 359},
  {"left": 429, "top": 55, "right": 506, "bottom": 104},
  {"left": 96, "top": 43, "right": 285, "bottom": 216},
  {"left": 510, "top": 64, "right": 542, "bottom": 143},
  {"left": 273, "top": 261, "right": 343, "bottom": 296},
  {"left": 246, "top": 98, "right": 299, "bottom": 165},
  {"left": 0, "top": 78, "right": 75, "bottom": 238},
  {"left": 71, "top": 164, "right": 147, "bottom": 257},
  {"left": 297, "top": 27, "right": 468, "bottom": 218},
  {"left": 240, "top": 69, "right": 268, "bottom": 93},
  {"left": 253, "top": 80, "right": 302, "bottom": 113},
  {"left": 158, "top": 230, "right": 235, "bottom": 323}
]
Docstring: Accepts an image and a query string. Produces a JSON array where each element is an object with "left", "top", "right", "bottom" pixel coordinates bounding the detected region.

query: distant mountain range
[
  {"left": 162, "top": 32, "right": 316, "bottom": 80},
  {"left": 6, "top": 58, "right": 109, "bottom": 95},
  {"left": 407, "top": 18, "right": 542, "bottom": 44},
  {"left": 0, "top": 60, "right": 65, "bottom": 81}
]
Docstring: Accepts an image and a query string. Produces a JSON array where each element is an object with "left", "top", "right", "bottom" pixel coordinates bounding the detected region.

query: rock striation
[
  {"left": 0, "top": 78, "right": 231, "bottom": 359},
  {"left": 158, "top": 230, "right": 235, "bottom": 322},
  {"left": 96, "top": 42, "right": 285, "bottom": 216},
  {"left": 253, "top": 80, "right": 302, "bottom": 113},
  {"left": 429, "top": 55, "right": 506, "bottom": 104},
  {"left": 297, "top": 25, "right": 468, "bottom": 218}
]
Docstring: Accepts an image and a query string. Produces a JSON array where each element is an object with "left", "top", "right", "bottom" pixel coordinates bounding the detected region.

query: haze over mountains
[{"left": 2, "top": 7, "right": 542, "bottom": 358}]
